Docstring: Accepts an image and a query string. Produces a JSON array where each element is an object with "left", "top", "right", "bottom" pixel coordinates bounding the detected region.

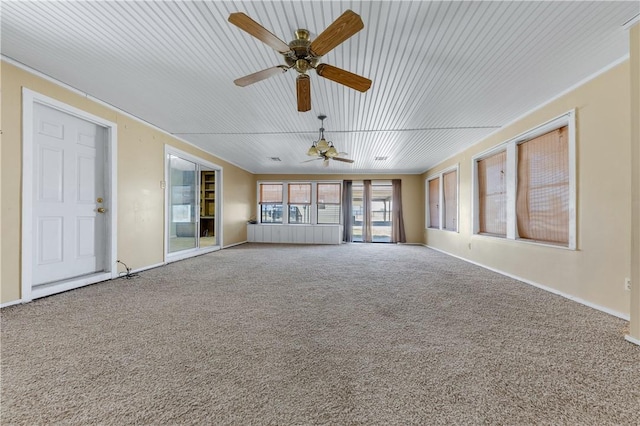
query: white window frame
[
  {"left": 287, "top": 182, "right": 312, "bottom": 224},
  {"left": 472, "top": 109, "right": 576, "bottom": 250},
  {"left": 258, "top": 182, "right": 285, "bottom": 224},
  {"left": 257, "top": 180, "right": 343, "bottom": 225},
  {"left": 425, "top": 164, "right": 459, "bottom": 232},
  {"left": 316, "top": 182, "right": 342, "bottom": 225}
]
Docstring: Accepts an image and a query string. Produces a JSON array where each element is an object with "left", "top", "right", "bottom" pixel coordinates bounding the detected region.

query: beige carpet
[{"left": 1, "top": 243, "right": 639, "bottom": 425}]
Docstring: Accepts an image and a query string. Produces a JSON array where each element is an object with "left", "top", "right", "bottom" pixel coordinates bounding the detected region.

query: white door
[{"left": 32, "top": 103, "right": 106, "bottom": 286}]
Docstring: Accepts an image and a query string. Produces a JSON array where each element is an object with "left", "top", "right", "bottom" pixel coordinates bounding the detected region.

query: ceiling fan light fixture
[
  {"left": 316, "top": 138, "right": 330, "bottom": 151},
  {"left": 302, "top": 114, "right": 353, "bottom": 166}
]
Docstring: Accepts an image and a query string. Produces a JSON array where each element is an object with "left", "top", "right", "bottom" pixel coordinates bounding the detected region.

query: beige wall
[
  {"left": 422, "top": 61, "right": 633, "bottom": 317},
  {"left": 253, "top": 174, "right": 424, "bottom": 244},
  {"left": 630, "top": 25, "right": 640, "bottom": 339},
  {"left": 0, "top": 61, "right": 254, "bottom": 304},
  {"left": 0, "top": 63, "right": 3, "bottom": 299}
]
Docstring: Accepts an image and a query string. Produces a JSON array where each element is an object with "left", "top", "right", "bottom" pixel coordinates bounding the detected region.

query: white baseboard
[
  {"left": 424, "top": 244, "right": 630, "bottom": 321},
  {"left": 0, "top": 299, "right": 23, "bottom": 308},
  {"left": 166, "top": 246, "right": 221, "bottom": 263},
  {"left": 128, "top": 262, "right": 165, "bottom": 275},
  {"left": 223, "top": 240, "right": 247, "bottom": 249},
  {"left": 625, "top": 334, "right": 640, "bottom": 346}
]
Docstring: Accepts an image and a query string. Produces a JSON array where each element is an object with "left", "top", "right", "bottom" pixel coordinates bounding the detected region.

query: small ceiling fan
[
  {"left": 228, "top": 10, "right": 372, "bottom": 112},
  {"left": 303, "top": 115, "right": 354, "bottom": 167}
]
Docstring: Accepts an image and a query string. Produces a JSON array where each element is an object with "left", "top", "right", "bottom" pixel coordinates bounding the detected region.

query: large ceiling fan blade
[
  {"left": 234, "top": 66, "right": 288, "bottom": 87},
  {"left": 332, "top": 157, "right": 355, "bottom": 163},
  {"left": 228, "top": 12, "right": 292, "bottom": 54},
  {"left": 297, "top": 74, "right": 311, "bottom": 112},
  {"left": 309, "top": 10, "right": 364, "bottom": 56},
  {"left": 302, "top": 158, "right": 322, "bottom": 163},
  {"left": 316, "top": 64, "right": 371, "bottom": 92}
]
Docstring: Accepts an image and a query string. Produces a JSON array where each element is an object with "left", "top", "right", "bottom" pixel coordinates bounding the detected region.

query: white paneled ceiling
[{"left": 2, "top": 1, "right": 638, "bottom": 174}]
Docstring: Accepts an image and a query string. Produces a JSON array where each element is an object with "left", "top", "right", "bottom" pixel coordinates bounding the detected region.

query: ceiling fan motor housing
[{"left": 285, "top": 29, "right": 320, "bottom": 73}]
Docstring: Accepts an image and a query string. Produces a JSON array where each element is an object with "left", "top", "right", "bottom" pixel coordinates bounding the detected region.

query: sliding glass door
[
  {"left": 371, "top": 182, "right": 392, "bottom": 243},
  {"left": 166, "top": 148, "right": 221, "bottom": 260},
  {"left": 168, "top": 155, "right": 197, "bottom": 253},
  {"left": 351, "top": 181, "right": 392, "bottom": 243}
]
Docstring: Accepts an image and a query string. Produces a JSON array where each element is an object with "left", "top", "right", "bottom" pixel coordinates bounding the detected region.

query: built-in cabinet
[
  {"left": 247, "top": 224, "right": 343, "bottom": 244},
  {"left": 200, "top": 171, "right": 215, "bottom": 237}
]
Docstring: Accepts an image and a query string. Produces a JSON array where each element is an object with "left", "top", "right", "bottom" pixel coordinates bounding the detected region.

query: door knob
[{"left": 97, "top": 207, "right": 106, "bottom": 213}]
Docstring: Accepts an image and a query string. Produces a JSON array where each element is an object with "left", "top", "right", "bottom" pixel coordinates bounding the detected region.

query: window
[
  {"left": 260, "top": 183, "right": 283, "bottom": 223},
  {"left": 473, "top": 111, "right": 575, "bottom": 248},
  {"left": 477, "top": 151, "right": 507, "bottom": 236},
  {"left": 317, "top": 183, "right": 341, "bottom": 224},
  {"left": 426, "top": 166, "right": 458, "bottom": 232},
  {"left": 256, "top": 181, "right": 342, "bottom": 225},
  {"left": 288, "top": 183, "right": 311, "bottom": 224}
]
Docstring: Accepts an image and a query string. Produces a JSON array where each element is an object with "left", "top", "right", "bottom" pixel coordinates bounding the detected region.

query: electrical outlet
[{"left": 625, "top": 278, "right": 631, "bottom": 291}]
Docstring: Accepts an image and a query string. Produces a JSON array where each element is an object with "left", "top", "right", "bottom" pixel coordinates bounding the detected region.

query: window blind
[
  {"left": 478, "top": 151, "right": 507, "bottom": 236},
  {"left": 317, "top": 183, "right": 340, "bottom": 204},
  {"left": 260, "top": 184, "right": 283, "bottom": 203},
  {"left": 288, "top": 183, "right": 311, "bottom": 204},
  {"left": 516, "top": 126, "right": 569, "bottom": 244}
]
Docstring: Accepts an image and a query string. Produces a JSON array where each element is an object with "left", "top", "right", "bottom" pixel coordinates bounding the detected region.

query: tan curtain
[
  {"left": 391, "top": 179, "right": 406, "bottom": 243},
  {"left": 478, "top": 151, "right": 507, "bottom": 236},
  {"left": 362, "top": 180, "right": 372, "bottom": 243},
  {"left": 443, "top": 170, "right": 457, "bottom": 231},
  {"left": 517, "top": 126, "right": 569, "bottom": 244},
  {"left": 428, "top": 178, "right": 440, "bottom": 228}
]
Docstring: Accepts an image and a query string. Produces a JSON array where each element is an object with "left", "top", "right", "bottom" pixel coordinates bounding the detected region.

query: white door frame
[
  {"left": 21, "top": 88, "right": 118, "bottom": 301},
  {"left": 164, "top": 145, "right": 223, "bottom": 263}
]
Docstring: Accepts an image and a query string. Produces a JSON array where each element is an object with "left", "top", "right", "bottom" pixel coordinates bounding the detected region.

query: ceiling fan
[
  {"left": 304, "top": 115, "right": 354, "bottom": 167},
  {"left": 228, "top": 10, "right": 372, "bottom": 112}
]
